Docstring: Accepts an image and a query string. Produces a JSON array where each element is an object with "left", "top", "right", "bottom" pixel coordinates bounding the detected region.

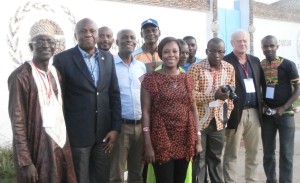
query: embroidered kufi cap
[{"left": 29, "top": 19, "right": 64, "bottom": 41}]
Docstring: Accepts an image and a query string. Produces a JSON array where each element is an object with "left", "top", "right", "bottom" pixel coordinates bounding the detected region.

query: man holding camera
[
  {"left": 223, "top": 30, "right": 265, "bottom": 183},
  {"left": 189, "top": 37, "right": 235, "bottom": 183},
  {"left": 260, "top": 35, "right": 300, "bottom": 183}
]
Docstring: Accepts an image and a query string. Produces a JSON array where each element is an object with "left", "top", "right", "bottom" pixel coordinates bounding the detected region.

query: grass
[
  {"left": 293, "top": 98, "right": 300, "bottom": 107},
  {"left": 0, "top": 146, "right": 16, "bottom": 183}
]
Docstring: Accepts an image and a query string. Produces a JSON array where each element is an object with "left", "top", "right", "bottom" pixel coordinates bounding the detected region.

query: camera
[
  {"left": 221, "top": 85, "right": 238, "bottom": 102},
  {"left": 265, "top": 108, "right": 277, "bottom": 116}
]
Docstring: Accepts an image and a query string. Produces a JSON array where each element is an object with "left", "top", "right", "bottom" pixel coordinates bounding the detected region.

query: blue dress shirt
[
  {"left": 114, "top": 54, "right": 146, "bottom": 120},
  {"left": 78, "top": 46, "right": 99, "bottom": 86}
]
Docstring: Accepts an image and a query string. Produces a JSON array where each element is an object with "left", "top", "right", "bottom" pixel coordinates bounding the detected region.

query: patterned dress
[{"left": 142, "top": 71, "right": 197, "bottom": 164}]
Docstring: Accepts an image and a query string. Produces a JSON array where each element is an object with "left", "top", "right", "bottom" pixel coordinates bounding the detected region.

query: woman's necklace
[
  {"left": 172, "top": 77, "right": 178, "bottom": 88},
  {"left": 163, "top": 67, "right": 179, "bottom": 89}
]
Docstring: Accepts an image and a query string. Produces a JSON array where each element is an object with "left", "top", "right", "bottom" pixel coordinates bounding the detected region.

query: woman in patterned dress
[{"left": 141, "top": 37, "right": 202, "bottom": 183}]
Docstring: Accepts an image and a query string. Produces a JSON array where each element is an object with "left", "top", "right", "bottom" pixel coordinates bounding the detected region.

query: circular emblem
[{"left": 6, "top": 1, "right": 76, "bottom": 68}]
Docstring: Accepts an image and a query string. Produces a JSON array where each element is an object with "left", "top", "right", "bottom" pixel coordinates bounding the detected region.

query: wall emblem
[{"left": 6, "top": 1, "right": 76, "bottom": 68}]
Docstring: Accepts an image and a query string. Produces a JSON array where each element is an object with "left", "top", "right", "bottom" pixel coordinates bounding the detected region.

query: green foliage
[
  {"left": 293, "top": 98, "right": 300, "bottom": 107},
  {"left": 0, "top": 146, "right": 16, "bottom": 183}
]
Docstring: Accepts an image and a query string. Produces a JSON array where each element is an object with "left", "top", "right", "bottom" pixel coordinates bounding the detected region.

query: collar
[
  {"left": 262, "top": 56, "right": 282, "bottom": 63},
  {"left": 141, "top": 44, "right": 158, "bottom": 54},
  {"left": 202, "top": 58, "right": 226, "bottom": 71},
  {"left": 114, "top": 54, "right": 137, "bottom": 65},
  {"left": 77, "top": 45, "right": 99, "bottom": 58}
]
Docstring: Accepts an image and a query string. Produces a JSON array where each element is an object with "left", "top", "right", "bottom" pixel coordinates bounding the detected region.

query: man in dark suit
[
  {"left": 222, "top": 30, "right": 264, "bottom": 183},
  {"left": 53, "top": 18, "right": 121, "bottom": 183}
]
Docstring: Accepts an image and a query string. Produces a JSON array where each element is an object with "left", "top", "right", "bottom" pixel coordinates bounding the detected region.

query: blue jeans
[{"left": 262, "top": 114, "right": 295, "bottom": 183}]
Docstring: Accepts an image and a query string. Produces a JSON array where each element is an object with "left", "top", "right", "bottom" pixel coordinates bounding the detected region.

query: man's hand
[
  {"left": 23, "top": 164, "right": 38, "bottom": 183},
  {"left": 215, "top": 86, "right": 229, "bottom": 101},
  {"left": 102, "top": 130, "right": 118, "bottom": 153},
  {"left": 276, "top": 106, "right": 285, "bottom": 116}
]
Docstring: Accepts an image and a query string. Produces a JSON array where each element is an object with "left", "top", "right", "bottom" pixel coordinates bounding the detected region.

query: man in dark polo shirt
[{"left": 260, "top": 35, "right": 300, "bottom": 183}]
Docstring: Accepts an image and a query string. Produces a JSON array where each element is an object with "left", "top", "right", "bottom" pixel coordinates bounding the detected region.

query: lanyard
[
  {"left": 239, "top": 61, "right": 248, "bottom": 78},
  {"left": 209, "top": 65, "right": 222, "bottom": 86},
  {"left": 87, "top": 57, "right": 96, "bottom": 81},
  {"left": 33, "top": 61, "right": 52, "bottom": 102},
  {"left": 210, "top": 67, "right": 221, "bottom": 85}
]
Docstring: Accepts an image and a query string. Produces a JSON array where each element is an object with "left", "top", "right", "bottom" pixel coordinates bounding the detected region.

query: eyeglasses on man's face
[
  {"left": 31, "top": 39, "right": 56, "bottom": 47},
  {"left": 207, "top": 50, "right": 225, "bottom": 55},
  {"left": 142, "top": 27, "right": 159, "bottom": 34}
]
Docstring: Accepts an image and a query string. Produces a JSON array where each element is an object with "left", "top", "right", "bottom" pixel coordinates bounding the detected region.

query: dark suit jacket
[
  {"left": 53, "top": 45, "right": 121, "bottom": 147},
  {"left": 224, "top": 52, "right": 264, "bottom": 130}
]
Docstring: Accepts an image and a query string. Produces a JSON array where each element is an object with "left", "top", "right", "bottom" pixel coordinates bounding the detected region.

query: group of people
[{"left": 8, "top": 16, "right": 299, "bottom": 183}]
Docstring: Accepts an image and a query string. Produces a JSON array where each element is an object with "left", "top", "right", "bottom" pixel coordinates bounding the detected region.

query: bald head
[
  {"left": 207, "top": 37, "right": 225, "bottom": 48},
  {"left": 261, "top": 35, "right": 279, "bottom": 61},
  {"left": 75, "top": 18, "right": 97, "bottom": 33},
  {"left": 75, "top": 18, "right": 98, "bottom": 53},
  {"left": 98, "top": 26, "right": 113, "bottom": 34},
  {"left": 261, "top": 35, "right": 278, "bottom": 45},
  {"left": 206, "top": 37, "right": 225, "bottom": 68},
  {"left": 97, "top": 26, "right": 114, "bottom": 51},
  {"left": 116, "top": 29, "right": 136, "bottom": 55}
]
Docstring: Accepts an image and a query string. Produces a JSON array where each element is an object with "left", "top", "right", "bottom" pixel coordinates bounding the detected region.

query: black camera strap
[{"left": 223, "top": 102, "right": 228, "bottom": 125}]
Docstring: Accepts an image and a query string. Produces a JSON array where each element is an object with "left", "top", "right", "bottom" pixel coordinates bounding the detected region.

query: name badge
[
  {"left": 243, "top": 78, "right": 255, "bottom": 93},
  {"left": 209, "top": 100, "right": 219, "bottom": 107},
  {"left": 266, "top": 86, "right": 275, "bottom": 99}
]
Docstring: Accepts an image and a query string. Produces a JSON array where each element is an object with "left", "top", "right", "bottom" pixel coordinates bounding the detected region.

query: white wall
[
  {"left": 253, "top": 18, "right": 300, "bottom": 68},
  {"left": 0, "top": 0, "right": 210, "bottom": 146},
  {"left": 66, "top": 0, "right": 210, "bottom": 57}
]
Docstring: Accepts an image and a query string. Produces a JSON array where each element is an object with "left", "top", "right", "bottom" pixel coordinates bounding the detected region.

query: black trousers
[
  {"left": 142, "top": 164, "right": 148, "bottom": 183},
  {"left": 72, "top": 142, "right": 111, "bottom": 183},
  {"left": 152, "top": 158, "right": 189, "bottom": 183}
]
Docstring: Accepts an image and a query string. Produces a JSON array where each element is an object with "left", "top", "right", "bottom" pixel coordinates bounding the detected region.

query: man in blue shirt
[
  {"left": 183, "top": 36, "right": 202, "bottom": 72},
  {"left": 110, "top": 29, "right": 146, "bottom": 183}
]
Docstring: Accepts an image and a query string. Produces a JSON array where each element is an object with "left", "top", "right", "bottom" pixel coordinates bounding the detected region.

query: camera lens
[
  {"left": 221, "top": 85, "right": 229, "bottom": 93},
  {"left": 266, "top": 108, "right": 276, "bottom": 115}
]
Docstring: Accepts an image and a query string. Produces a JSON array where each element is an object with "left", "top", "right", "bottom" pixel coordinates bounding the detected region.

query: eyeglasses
[
  {"left": 31, "top": 39, "right": 56, "bottom": 47},
  {"left": 142, "top": 28, "right": 159, "bottom": 34},
  {"left": 208, "top": 50, "right": 225, "bottom": 55}
]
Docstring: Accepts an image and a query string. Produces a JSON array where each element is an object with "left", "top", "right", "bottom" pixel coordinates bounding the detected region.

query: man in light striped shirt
[{"left": 110, "top": 29, "right": 146, "bottom": 183}]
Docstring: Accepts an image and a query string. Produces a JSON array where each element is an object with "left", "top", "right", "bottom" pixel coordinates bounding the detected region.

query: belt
[
  {"left": 121, "top": 118, "right": 141, "bottom": 124},
  {"left": 243, "top": 105, "right": 256, "bottom": 109}
]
